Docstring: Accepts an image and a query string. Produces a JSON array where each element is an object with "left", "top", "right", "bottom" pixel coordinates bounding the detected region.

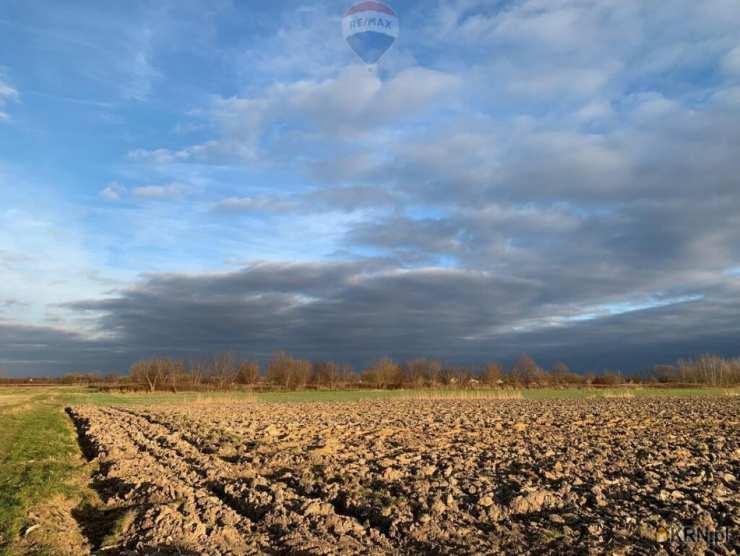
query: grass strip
[{"left": 0, "top": 401, "right": 80, "bottom": 554}]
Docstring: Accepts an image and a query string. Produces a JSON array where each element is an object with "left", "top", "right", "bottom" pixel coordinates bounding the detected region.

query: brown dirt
[{"left": 66, "top": 398, "right": 740, "bottom": 555}]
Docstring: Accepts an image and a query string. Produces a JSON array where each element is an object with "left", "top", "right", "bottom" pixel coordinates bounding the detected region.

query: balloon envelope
[{"left": 342, "top": 1, "right": 399, "bottom": 65}]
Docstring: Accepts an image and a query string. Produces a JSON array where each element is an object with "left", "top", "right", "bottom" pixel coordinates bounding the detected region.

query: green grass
[
  {"left": 255, "top": 386, "right": 738, "bottom": 403},
  {"left": 521, "top": 386, "right": 738, "bottom": 400},
  {"left": 256, "top": 389, "right": 409, "bottom": 403},
  {"left": 58, "top": 388, "right": 256, "bottom": 407},
  {"left": 0, "top": 396, "right": 84, "bottom": 554},
  {"left": 2, "top": 385, "right": 735, "bottom": 408}
]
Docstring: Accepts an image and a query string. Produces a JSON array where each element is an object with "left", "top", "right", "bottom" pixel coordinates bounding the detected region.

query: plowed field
[{"left": 67, "top": 398, "right": 739, "bottom": 554}]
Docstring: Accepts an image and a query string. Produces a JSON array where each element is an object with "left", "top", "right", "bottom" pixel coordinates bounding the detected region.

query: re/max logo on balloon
[
  {"left": 347, "top": 16, "right": 394, "bottom": 32},
  {"left": 342, "top": 1, "right": 399, "bottom": 66}
]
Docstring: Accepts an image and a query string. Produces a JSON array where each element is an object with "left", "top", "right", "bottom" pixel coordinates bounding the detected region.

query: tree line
[
  {"left": 3, "top": 352, "right": 737, "bottom": 391},
  {"left": 122, "top": 351, "right": 740, "bottom": 391}
]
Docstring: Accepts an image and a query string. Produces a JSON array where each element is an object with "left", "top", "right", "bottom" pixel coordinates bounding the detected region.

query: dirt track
[{"left": 67, "top": 398, "right": 739, "bottom": 555}]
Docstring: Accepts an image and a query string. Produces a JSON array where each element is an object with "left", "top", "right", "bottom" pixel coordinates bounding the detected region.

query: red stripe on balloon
[{"left": 345, "top": 2, "right": 396, "bottom": 17}]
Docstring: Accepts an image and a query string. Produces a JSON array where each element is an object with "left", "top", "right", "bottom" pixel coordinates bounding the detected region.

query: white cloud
[
  {"left": 574, "top": 100, "right": 614, "bottom": 123},
  {"left": 131, "top": 65, "right": 460, "bottom": 166},
  {"left": 712, "top": 86, "right": 740, "bottom": 106},
  {"left": 213, "top": 65, "right": 459, "bottom": 143},
  {"left": 0, "top": 205, "right": 123, "bottom": 332},
  {"left": 505, "top": 64, "right": 619, "bottom": 97},
  {"left": 128, "top": 141, "right": 246, "bottom": 165},
  {"left": 121, "top": 23, "right": 161, "bottom": 101},
  {"left": 628, "top": 92, "right": 681, "bottom": 122},
  {"left": 722, "top": 45, "right": 740, "bottom": 75},
  {"left": 431, "top": 0, "right": 640, "bottom": 48},
  {"left": 214, "top": 196, "right": 296, "bottom": 214},
  {"left": 0, "top": 73, "right": 19, "bottom": 122},
  {"left": 128, "top": 148, "right": 178, "bottom": 164},
  {"left": 99, "top": 182, "right": 126, "bottom": 201},
  {"left": 99, "top": 181, "right": 185, "bottom": 201},
  {"left": 236, "top": 4, "right": 347, "bottom": 81},
  {"left": 0, "top": 81, "right": 18, "bottom": 101},
  {"left": 131, "top": 183, "right": 184, "bottom": 200},
  {"left": 429, "top": 0, "right": 740, "bottom": 107}
]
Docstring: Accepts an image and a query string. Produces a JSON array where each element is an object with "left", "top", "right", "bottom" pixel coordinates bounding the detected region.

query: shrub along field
[{"left": 0, "top": 385, "right": 738, "bottom": 555}]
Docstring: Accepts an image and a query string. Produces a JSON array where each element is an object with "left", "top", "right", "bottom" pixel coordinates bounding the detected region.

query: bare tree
[
  {"left": 236, "top": 360, "right": 260, "bottom": 385},
  {"left": 549, "top": 362, "right": 580, "bottom": 385},
  {"left": 425, "top": 359, "right": 443, "bottom": 386},
  {"left": 362, "top": 357, "right": 401, "bottom": 389},
  {"left": 165, "top": 359, "right": 185, "bottom": 392},
  {"left": 593, "top": 370, "right": 625, "bottom": 385},
  {"left": 207, "top": 352, "right": 239, "bottom": 390},
  {"left": 674, "top": 354, "right": 740, "bottom": 386},
  {"left": 481, "top": 362, "right": 503, "bottom": 386},
  {"left": 311, "top": 361, "right": 341, "bottom": 389},
  {"left": 339, "top": 363, "right": 357, "bottom": 386},
  {"left": 400, "top": 359, "right": 442, "bottom": 388},
  {"left": 189, "top": 360, "right": 206, "bottom": 390},
  {"left": 130, "top": 358, "right": 166, "bottom": 392},
  {"left": 510, "top": 354, "right": 545, "bottom": 387},
  {"left": 266, "top": 352, "right": 311, "bottom": 389}
]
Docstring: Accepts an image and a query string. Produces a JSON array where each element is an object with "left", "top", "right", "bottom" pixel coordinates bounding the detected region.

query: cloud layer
[{"left": 5, "top": 264, "right": 739, "bottom": 375}]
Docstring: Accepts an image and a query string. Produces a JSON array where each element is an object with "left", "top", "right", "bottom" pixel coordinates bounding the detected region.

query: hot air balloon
[{"left": 342, "top": 1, "right": 399, "bottom": 66}]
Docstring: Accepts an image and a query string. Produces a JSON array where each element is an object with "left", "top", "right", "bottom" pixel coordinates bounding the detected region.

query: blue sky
[{"left": 1, "top": 0, "right": 740, "bottom": 375}]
